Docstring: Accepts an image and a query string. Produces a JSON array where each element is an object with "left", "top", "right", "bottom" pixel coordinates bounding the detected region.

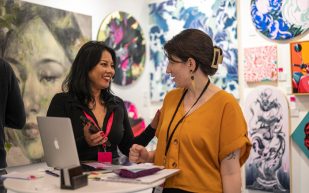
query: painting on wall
[
  {"left": 244, "top": 86, "right": 290, "bottom": 192},
  {"left": 148, "top": 0, "right": 239, "bottom": 101},
  {"left": 97, "top": 11, "right": 146, "bottom": 86},
  {"left": 244, "top": 45, "right": 278, "bottom": 82},
  {"left": 250, "top": 0, "right": 309, "bottom": 40},
  {"left": 290, "top": 41, "right": 309, "bottom": 94},
  {"left": 292, "top": 112, "right": 309, "bottom": 159},
  {"left": 0, "top": 0, "right": 91, "bottom": 166},
  {"left": 124, "top": 101, "right": 146, "bottom": 137}
]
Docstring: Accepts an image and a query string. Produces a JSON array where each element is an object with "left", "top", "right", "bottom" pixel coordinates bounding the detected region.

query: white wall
[
  {"left": 22, "top": 0, "right": 309, "bottom": 192},
  {"left": 238, "top": 1, "right": 309, "bottom": 193}
]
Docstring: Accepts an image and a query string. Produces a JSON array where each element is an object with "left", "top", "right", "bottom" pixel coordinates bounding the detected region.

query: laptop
[{"left": 37, "top": 116, "right": 80, "bottom": 169}]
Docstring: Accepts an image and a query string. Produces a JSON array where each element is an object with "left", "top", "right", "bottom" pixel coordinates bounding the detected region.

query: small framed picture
[{"left": 290, "top": 41, "right": 309, "bottom": 94}]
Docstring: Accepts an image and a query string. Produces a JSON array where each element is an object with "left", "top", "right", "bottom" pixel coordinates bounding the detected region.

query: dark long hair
[
  {"left": 62, "top": 41, "right": 117, "bottom": 106},
  {"left": 164, "top": 28, "right": 219, "bottom": 76}
]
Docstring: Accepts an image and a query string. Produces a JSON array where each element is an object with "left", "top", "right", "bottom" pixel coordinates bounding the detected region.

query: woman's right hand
[
  {"left": 150, "top": 109, "right": 161, "bottom": 129},
  {"left": 129, "top": 144, "right": 150, "bottom": 163},
  {"left": 83, "top": 123, "right": 106, "bottom": 146}
]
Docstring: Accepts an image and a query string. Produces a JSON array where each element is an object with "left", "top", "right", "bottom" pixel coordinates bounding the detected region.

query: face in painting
[
  {"left": 165, "top": 56, "right": 190, "bottom": 88},
  {"left": 88, "top": 50, "right": 115, "bottom": 91},
  {"left": 4, "top": 16, "right": 70, "bottom": 162}
]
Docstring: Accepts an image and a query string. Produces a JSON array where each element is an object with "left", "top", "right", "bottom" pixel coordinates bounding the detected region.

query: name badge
[
  {"left": 98, "top": 152, "right": 112, "bottom": 163},
  {"left": 153, "top": 184, "right": 164, "bottom": 193}
]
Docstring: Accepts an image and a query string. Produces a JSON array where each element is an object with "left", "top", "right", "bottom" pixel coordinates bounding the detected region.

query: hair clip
[{"left": 211, "top": 47, "right": 223, "bottom": 69}]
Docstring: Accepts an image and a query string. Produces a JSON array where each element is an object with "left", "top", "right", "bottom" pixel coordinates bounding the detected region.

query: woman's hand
[
  {"left": 129, "top": 144, "right": 150, "bottom": 163},
  {"left": 83, "top": 123, "right": 106, "bottom": 146},
  {"left": 150, "top": 109, "right": 161, "bottom": 129}
]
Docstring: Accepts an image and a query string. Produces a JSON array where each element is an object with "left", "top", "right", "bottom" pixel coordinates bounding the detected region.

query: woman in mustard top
[{"left": 129, "top": 29, "right": 251, "bottom": 193}]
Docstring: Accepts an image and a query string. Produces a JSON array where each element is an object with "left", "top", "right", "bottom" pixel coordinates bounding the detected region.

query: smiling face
[
  {"left": 4, "top": 16, "right": 70, "bottom": 161},
  {"left": 165, "top": 55, "right": 191, "bottom": 88},
  {"left": 88, "top": 50, "right": 115, "bottom": 92}
]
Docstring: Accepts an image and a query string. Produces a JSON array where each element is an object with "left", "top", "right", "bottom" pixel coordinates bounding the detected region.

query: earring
[{"left": 190, "top": 70, "right": 196, "bottom": 91}]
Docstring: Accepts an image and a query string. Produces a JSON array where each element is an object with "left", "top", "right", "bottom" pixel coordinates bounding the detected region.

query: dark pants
[{"left": 0, "top": 169, "right": 7, "bottom": 193}]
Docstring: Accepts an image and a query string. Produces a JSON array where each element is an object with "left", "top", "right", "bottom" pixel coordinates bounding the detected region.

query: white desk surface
[{"left": 4, "top": 163, "right": 161, "bottom": 193}]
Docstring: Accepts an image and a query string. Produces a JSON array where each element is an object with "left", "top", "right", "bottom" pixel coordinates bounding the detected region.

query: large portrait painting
[
  {"left": 149, "top": 0, "right": 239, "bottom": 101},
  {"left": 244, "top": 45, "right": 278, "bottom": 83},
  {"left": 244, "top": 86, "right": 290, "bottom": 192},
  {"left": 290, "top": 41, "right": 309, "bottom": 94},
  {"left": 250, "top": 0, "right": 309, "bottom": 40},
  {"left": 292, "top": 112, "right": 309, "bottom": 159},
  {"left": 97, "top": 11, "right": 146, "bottom": 86},
  {"left": 0, "top": 0, "right": 91, "bottom": 166}
]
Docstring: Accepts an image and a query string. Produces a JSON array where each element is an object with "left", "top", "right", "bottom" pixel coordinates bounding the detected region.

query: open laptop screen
[{"left": 37, "top": 116, "right": 80, "bottom": 169}]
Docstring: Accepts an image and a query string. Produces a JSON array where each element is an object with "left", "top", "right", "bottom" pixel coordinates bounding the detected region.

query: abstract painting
[
  {"left": 124, "top": 101, "right": 146, "bottom": 137},
  {"left": 0, "top": 0, "right": 91, "bottom": 166},
  {"left": 149, "top": 0, "right": 239, "bottom": 101},
  {"left": 250, "top": 0, "right": 309, "bottom": 40},
  {"left": 97, "top": 11, "right": 146, "bottom": 86},
  {"left": 290, "top": 41, "right": 309, "bottom": 94},
  {"left": 292, "top": 112, "right": 309, "bottom": 159},
  {"left": 244, "top": 45, "right": 278, "bottom": 82},
  {"left": 244, "top": 86, "right": 290, "bottom": 192}
]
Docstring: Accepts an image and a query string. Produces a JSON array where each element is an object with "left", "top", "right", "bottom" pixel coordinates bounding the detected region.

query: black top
[
  {"left": 0, "top": 59, "right": 26, "bottom": 168},
  {"left": 47, "top": 92, "right": 155, "bottom": 161}
]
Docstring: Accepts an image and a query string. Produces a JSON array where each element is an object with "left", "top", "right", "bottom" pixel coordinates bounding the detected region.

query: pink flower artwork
[{"left": 244, "top": 46, "right": 278, "bottom": 82}]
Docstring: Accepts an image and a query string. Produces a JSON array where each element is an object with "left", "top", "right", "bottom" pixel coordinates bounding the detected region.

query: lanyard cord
[{"left": 164, "top": 79, "right": 211, "bottom": 157}]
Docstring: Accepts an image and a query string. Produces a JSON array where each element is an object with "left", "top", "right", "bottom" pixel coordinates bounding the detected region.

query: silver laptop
[{"left": 37, "top": 116, "right": 80, "bottom": 169}]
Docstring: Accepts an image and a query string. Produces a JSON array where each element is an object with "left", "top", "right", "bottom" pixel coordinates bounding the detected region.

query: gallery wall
[{"left": 8, "top": 0, "right": 309, "bottom": 192}]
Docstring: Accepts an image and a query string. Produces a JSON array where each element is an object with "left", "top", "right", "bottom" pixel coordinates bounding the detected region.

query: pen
[{"left": 45, "top": 170, "right": 60, "bottom": 177}]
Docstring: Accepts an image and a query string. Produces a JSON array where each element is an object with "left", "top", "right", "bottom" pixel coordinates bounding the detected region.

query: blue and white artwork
[
  {"left": 149, "top": 0, "right": 239, "bottom": 102},
  {"left": 251, "top": 0, "right": 309, "bottom": 40}
]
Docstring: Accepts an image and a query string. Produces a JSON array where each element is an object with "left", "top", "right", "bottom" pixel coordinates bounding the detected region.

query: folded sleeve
[{"left": 219, "top": 100, "right": 252, "bottom": 166}]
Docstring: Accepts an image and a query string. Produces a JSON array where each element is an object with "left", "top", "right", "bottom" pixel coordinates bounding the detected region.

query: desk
[{"left": 4, "top": 163, "right": 164, "bottom": 193}]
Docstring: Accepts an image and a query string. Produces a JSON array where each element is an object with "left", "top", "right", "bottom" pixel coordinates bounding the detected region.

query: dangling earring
[{"left": 190, "top": 70, "right": 196, "bottom": 91}]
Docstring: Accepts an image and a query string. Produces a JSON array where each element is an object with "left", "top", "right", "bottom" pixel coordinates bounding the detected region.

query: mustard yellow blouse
[{"left": 154, "top": 88, "right": 251, "bottom": 193}]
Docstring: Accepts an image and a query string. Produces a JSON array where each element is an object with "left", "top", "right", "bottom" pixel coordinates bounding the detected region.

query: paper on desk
[
  {"left": 98, "top": 168, "right": 180, "bottom": 184},
  {"left": 1, "top": 171, "right": 44, "bottom": 180}
]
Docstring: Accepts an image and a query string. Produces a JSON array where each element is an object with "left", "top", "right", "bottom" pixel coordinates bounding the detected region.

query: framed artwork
[
  {"left": 292, "top": 112, "right": 309, "bottom": 159},
  {"left": 244, "top": 45, "right": 278, "bottom": 82},
  {"left": 244, "top": 86, "right": 290, "bottom": 192},
  {"left": 124, "top": 101, "right": 146, "bottom": 137},
  {"left": 290, "top": 41, "right": 309, "bottom": 94},
  {"left": 0, "top": 0, "right": 91, "bottom": 166},
  {"left": 97, "top": 11, "right": 146, "bottom": 86},
  {"left": 250, "top": 0, "right": 309, "bottom": 40},
  {"left": 148, "top": 0, "right": 239, "bottom": 101}
]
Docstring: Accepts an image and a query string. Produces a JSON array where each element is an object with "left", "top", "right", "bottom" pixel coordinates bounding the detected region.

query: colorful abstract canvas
[
  {"left": 0, "top": 0, "right": 91, "bottom": 166},
  {"left": 244, "top": 86, "right": 290, "bottom": 192},
  {"left": 290, "top": 41, "right": 309, "bottom": 94},
  {"left": 251, "top": 0, "right": 309, "bottom": 40},
  {"left": 244, "top": 45, "right": 278, "bottom": 82},
  {"left": 97, "top": 11, "right": 146, "bottom": 86},
  {"left": 292, "top": 112, "right": 309, "bottom": 159},
  {"left": 124, "top": 101, "right": 146, "bottom": 137},
  {"left": 149, "top": 0, "right": 239, "bottom": 101}
]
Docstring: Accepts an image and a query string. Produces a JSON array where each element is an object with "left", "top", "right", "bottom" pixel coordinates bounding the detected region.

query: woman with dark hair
[
  {"left": 129, "top": 29, "right": 251, "bottom": 193},
  {"left": 47, "top": 41, "right": 158, "bottom": 163}
]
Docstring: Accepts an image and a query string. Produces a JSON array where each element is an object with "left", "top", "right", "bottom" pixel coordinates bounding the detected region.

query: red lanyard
[{"left": 83, "top": 111, "right": 114, "bottom": 139}]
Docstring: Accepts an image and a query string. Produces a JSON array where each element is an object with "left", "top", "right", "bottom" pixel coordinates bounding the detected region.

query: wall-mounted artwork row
[
  {"left": 0, "top": 0, "right": 91, "bottom": 166},
  {"left": 250, "top": 0, "right": 309, "bottom": 40},
  {"left": 292, "top": 112, "right": 309, "bottom": 159},
  {"left": 148, "top": 0, "right": 238, "bottom": 102},
  {"left": 124, "top": 101, "right": 146, "bottom": 137},
  {"left": 244, "top": 86, "right": 290, "bottom": 192},
  {"left": 97, "top": 11, "right": 146, "bottom": 86},
  {"left": 244, "top": 45, "right": 278, "bottom": 83},
  {"left": 290, "top": 41, "right": 309, "bottom": 94}
]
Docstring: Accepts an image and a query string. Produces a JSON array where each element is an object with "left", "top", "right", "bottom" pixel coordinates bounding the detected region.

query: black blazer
[{"left": 47, "top": 92, "right": 155, "bottom": 161}]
